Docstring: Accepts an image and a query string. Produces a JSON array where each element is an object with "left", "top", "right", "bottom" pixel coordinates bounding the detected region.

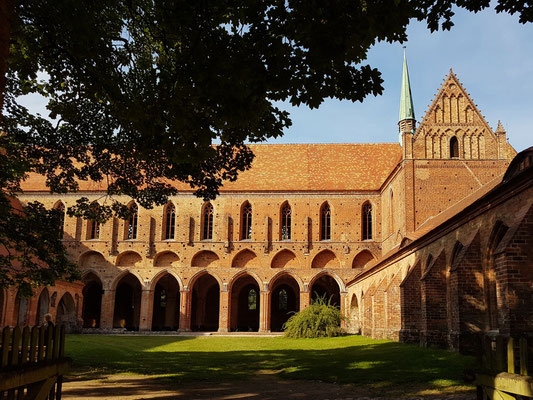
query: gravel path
[{"left": 62, "top": 373, "right": 476, "bottom": 400}]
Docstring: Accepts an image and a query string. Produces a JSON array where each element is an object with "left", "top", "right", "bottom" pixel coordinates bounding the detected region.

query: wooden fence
[
  {"left": 0, "top": 326, "right": 70, "bottom": 400},
  {"left": 476, "top": 335, "right": 533, "bottom": 400}
]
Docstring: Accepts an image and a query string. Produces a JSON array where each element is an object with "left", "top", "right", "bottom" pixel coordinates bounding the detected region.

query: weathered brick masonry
[{"left": 2, "top": 66, "right": 531, "bottom": 351}]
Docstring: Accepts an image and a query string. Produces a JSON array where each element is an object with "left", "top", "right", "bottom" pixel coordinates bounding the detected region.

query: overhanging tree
[{"left": 0, "top": 0, "right": 531, "bottom": 293}]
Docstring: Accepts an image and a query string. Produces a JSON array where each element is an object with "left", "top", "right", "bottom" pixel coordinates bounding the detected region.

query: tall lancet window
[
  {"left": 88, "top": 202, "right": 100, "bottom": 240},
  {"left": 55, "top": 202, "right": 65, "bottom": 238},
  {"left": 320, "top": 202, "right": 331, "bottom": 241},
  {"left": 280, "top": 202, "right": 292, "bottom": 240},
  {"left": 362, "top": 202, "right": 372, "bottom": 240},
  {"left": 164, "top": 203, "right": 176, "bottom": 240},
  {"left": 202, "top": 203, "right": 213, "bottom": 240},
  {"left": 241, "top": 202, "right": 252, "bottom": 240},
  {"left": 126, "top": 203, "right": 138, "bottom": 240}
]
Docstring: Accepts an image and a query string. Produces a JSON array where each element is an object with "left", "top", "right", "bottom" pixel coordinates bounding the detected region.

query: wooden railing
[
  {"left": 0, "top": 326, "right": 70, "bottom": 400},
  {"left": 476, "top": 334, "right": 533, "bottom": 400}
]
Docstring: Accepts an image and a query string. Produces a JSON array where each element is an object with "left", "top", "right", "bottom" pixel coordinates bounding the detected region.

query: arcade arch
[
  {"left": 82, "top": 272, "right": 103, "bottom": 328},
  {"left": 191, "top": 273, "right": 220, "bottom": 331},
  {"left": 309, "top": 274, "right": 341, "bottom": 308},
  {"left": 35, "top": 289, "right": 50, "bottom": 326},
  {"left": 152, "top": 273, "right": 180, "bottom": 331},
  {"left": 57, "top": 293, "right": 77, "bottom": 332},
  {"left": 230, "top": 274, "right": 261, "bottom": 332},
  {"left": 270, "top": 274, "right": 300, "bottom": 332},
  {"left": 113, "top": 273, "right": 142, "bottom": 330}
]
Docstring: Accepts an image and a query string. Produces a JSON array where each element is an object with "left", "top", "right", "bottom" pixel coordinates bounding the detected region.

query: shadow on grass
[{"left": 65, "top": 335, "right": 475, "bottom": 393}]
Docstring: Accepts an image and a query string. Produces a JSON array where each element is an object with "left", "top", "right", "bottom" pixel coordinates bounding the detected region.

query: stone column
[
  {"left": 100, "top": 290, "right": 115, "bottom": 329},
  {"left": 218, "top": 289, "right": 230, "bottom": 332},
  {"left": 259, "top": 290, "right": 270, "bottom": 333},
  {"left": 179, "top": 289, "right": 191, "bottom": 331},
  {"left": 139, "top": 290, "right": 153, "bottom": 331}
]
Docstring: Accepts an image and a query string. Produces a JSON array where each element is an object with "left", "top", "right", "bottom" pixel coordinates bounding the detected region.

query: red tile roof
[{"left": 21, "top": 143, "right": 402, "bottom": 192}]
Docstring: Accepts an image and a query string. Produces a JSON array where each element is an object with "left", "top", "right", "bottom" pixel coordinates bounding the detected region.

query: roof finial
[
  {"left": 496, "top": 120, "right": 506, "bottom": 134},
  {"left": 399, "top": 47, "right": 415, "bottom": 122}
]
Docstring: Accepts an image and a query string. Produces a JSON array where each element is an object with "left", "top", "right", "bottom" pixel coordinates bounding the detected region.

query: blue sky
[
  {"left": 18, "top": 6, "right": 532, "bottom": 152},
  {"left": 270, "top": 7, "right": 533, "bottom": 152}
]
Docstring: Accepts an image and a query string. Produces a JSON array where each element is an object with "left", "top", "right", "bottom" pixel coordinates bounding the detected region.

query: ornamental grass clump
[{"left": 283, "top": 294, "right": 345, "bottom": 338}]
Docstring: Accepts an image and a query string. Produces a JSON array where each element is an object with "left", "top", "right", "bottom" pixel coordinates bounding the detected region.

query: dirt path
[{"left": 62, "top": 373, "right": 476, "bottom": 400}]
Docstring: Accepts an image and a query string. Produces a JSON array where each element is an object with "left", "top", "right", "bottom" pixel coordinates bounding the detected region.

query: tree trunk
[{"left": 0, "top": 0, "right": 15, "bottom": 124}]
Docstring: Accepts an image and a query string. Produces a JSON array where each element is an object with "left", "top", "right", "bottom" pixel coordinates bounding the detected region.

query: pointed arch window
[
  {"left": 450, "top": 136, "right": 459, "bottom": 158},
  {"left": 362, "top": 202, "right": 372, "bottom": 241},
  {"left": 241, "top": 202, "right": 252, "bottom": 240},
  {"left": 280, "top": 202, "right": 292, "bottom": 240},
  {"left": 88, "top": 219, "right": 100, "bottom": 240},
  {"left": 126, "top": 203, "right": 138, "bottom": 240},
  {"left": 202, "top": 203, "right": 214, "bottom": 240},
  {"left": 164, "top": 203, "right": 176, "bottom": 240},
  {"left": 278, "top": 289, "right": 288, "bottom": 311},
  {"left": 55, "top": 202, "right": 65, "bottom": 238},
  {"left": 320, "top": 202, "right": 331, "bottom": 241},
  {"left": 248, "top": 289, "right": 257, "bottom": 310}
]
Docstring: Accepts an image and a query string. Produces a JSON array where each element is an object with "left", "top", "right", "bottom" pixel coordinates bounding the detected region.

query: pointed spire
[
  {"left": 399, "top": 47, "right": 415, "bottom": 122},
  {"left": 496, "top": 120, "right": 506, "bottom": 134}
]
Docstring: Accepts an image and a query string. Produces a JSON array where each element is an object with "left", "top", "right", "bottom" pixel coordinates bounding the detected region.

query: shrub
[{"left": 283, "top": 294, "right": 345, "bottom": 338}]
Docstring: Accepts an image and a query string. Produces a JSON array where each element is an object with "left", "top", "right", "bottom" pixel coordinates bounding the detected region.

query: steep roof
[
  {"left": 399, "top": 48, "right": 415, "bottom": 122},
  {"left": 20, "top": 143, "right": 402, "bottom": 193}
]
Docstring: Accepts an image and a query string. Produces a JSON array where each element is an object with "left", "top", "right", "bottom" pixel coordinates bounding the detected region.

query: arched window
[
  {"left": 450, "top": 136, "right": 459, "bottom": 158},
  {"left": 126, "top": 203, "right": 138, "bottom": 240},
  {"left": 248, "top": 289, "right": 257, "bottom": 310},
  {"left": 164, "top": 203, "right": 176, "bottom": 240},
  {"left": 362, "top": 202, "right": 372, "bottom": 240},
  {"left": 320, "top": 202, "right": 331, "bottom": 241},
  {"left": 88, "top": 219, "right": 99, "bottom": 240},
  {"left": 241, "top": 202, "right": 252, "bottom": 240},
  {"left": 55, "top": 202, "right": 65, "bottom": 238},
  {"left": 202, "top": 203, "right": 214, "bottom": 240},
  {"left": 278, "top": 289, "right": 288, "bottom": 311},
  {"left": 280, "top": 202, "right": 292, "bottom": 240}
]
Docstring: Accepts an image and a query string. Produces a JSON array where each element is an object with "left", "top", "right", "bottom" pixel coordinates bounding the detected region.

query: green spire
[{"left": 399, "top": 47, "right": 415, "bottom": 122}]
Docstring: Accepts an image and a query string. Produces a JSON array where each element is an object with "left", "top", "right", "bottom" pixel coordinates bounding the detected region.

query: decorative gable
[{"left": 411, "top": 70, "right": 512, "bottom": 160}]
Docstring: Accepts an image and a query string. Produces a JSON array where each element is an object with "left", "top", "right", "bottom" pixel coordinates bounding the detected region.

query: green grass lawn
[{"left": 66, "top": 334, "right": 475, "bottom": 392}]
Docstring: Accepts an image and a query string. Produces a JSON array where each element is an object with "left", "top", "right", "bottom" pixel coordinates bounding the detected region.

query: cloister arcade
[{"left": 78, "top": 267, "right": 345, "bottom": 333}]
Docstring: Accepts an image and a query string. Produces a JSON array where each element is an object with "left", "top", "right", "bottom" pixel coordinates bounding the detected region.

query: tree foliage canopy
[{"left": 0, "top": 0, "right": 531, "bottom": 291}]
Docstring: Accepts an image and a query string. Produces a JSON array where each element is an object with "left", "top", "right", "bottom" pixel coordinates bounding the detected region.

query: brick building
[{"left": 2, "top": 54, "right": 530, "bottom": 350}]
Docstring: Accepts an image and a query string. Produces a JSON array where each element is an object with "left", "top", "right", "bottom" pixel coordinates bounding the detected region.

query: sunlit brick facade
[{"left": 2, "top": 69, "right": 530, "bottom": 352}]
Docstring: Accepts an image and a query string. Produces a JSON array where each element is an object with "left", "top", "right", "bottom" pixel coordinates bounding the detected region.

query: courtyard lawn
[{"left": 66, "top": 335, "right": 475, "bottom": 392}]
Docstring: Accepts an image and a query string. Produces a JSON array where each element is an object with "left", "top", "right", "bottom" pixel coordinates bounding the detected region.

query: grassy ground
[{"left": 66, "top": 334, "right": 475, "bottom": 393}]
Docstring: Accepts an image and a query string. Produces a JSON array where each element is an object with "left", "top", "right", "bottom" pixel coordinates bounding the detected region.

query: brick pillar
[
  {"left": 259, "top": 290, "right": 270, "bottom": 332},
  {"left": 299, "top": 291, "right": 310, "bottom": 311},
  {"left": 219, "top": 290, "right": 230, "bottom": 332},
  {"left": 139, "top": 290, "right": 153, "bottom": 331},
  {"left": 179, "top": 289, "right": 191, "bottom": 331},
  {"left": 100, "top": 290, "right": 115, "bottom": 329},
  {"left": 340, "top": 292, "right": 348, "bottom": 329}
]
